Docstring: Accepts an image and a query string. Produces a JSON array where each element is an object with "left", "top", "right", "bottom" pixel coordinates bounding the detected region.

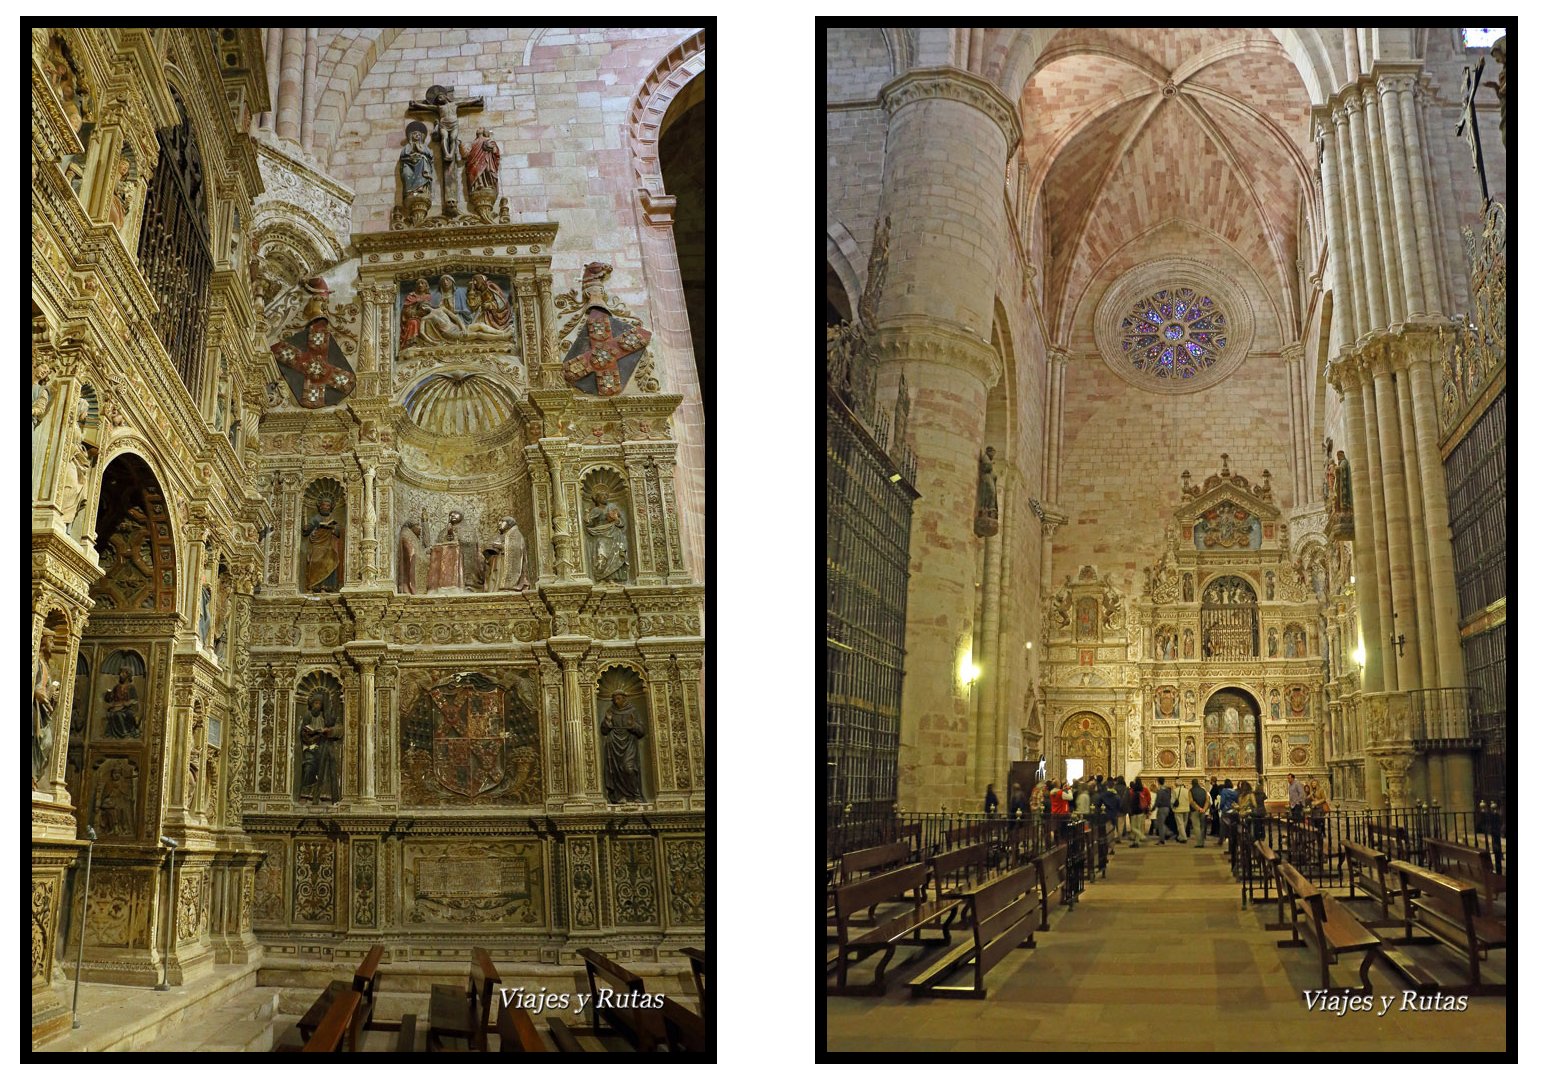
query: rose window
[{"left": 1118, "top": 288, "right": 1228, "bottom": 381}]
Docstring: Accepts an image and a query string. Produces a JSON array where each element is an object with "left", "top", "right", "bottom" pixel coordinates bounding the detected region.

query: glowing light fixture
[
  {"left": 1352, "top": 642, "right": 1366, "bottom": 668},
  {"left": 959, "top": 651, "right": 982, "bottom": 685}
]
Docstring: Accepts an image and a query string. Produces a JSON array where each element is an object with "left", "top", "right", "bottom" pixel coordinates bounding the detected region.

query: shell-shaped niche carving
[{"left": 403, "top": 371, "right": 519, "bottom": 435}]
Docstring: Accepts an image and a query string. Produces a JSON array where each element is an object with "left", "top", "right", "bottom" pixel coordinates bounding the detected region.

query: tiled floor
[{"left": 826, "top": 838, "right": 1507, "bottom": 1052}]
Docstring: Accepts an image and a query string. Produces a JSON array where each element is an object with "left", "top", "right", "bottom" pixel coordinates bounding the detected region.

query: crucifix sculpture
[
  {"left": 408, "top": 84, "right": 485, "bottom": 217},
  {"left": 1456, "top": 58, "right": 1490, "bottom": 209}
]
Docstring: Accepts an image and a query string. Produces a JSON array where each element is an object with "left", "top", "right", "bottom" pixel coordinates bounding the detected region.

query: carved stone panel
[
  {"left": 251, "top": 838, "right": 287, "bottom": 924},
  {"left": 610, "top": 836, "right": 659, "bottom": 927},
  {"left": 352, "top": 839, "right": 377, "bottom": 928},
  {"left": 565, "top": 836, "right": 598, "bottom": 931},
  {"left": 402, "top": 839, "right": 545, "bottom": 926},
  {"left": 292, "top": 838, "right": 336, "bottom": 925},
  {"left": 662, "top": 836, "right": 704, "bottom": 929}
]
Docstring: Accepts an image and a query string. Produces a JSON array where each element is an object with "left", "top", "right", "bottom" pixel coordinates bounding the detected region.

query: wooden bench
[
  {"left": 275, "top": 944, "right": 384, "bottom": 1052},
  {"left": 931, "top": 843, "right": 989, "bottom": 909},
  {"left": 1342, "top": 841, "right": 1400, "bottom": 928},
  {"left": 1276, "top": 862, "right": 1382, "bottom": 995},
  {"left": 300, "top": 989, "right": 362, "bottom": 1053},
  {"left": 1366, "top": 820, "right": 1411, "bottom": 862},
  {"left": 658, "top": 995, "right": 707, "bottom": 1053},
  {"left": 427, "top": 947, "right": 502, "bottom": 1051},
  {"left": 547, "top": 1015, "right": 585, "bottom": 1052},
  {"left": 1252, "top": 840, "right": 1293, "bottom": 932},
  {"left": 1034, "top": 844, "right": 1068, "bottom": 931},
  {"left": 577, "top": 948, "right": 665, "bottom": 1052},
  {"left": 908, "top": 864, "right": 1039, "bottom": 998},
  {"left": 829, "top": 862, "right": 957, "bottom": 995},
  {"left": 1424, "top": 837, "right": 1506, "bottom": 916},
  {"left": 1387, "top": 860, "right": 1506, "bottom": 996},
  {"left": 680, "top": 946, "right": 707, "bottom": 1013},
  {"left": 838, "top": 840, "right": 911, "bottom": 882},
  {"left": 495, "top": 1003, "right": 548, "bottom": 1053}
]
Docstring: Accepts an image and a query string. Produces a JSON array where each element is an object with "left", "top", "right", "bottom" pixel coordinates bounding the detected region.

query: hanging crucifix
[
  {"left": 407, "top": 84, "right": 485, "bottom": 218},
  {"left": 1456, "top": 57, "right": 1490, "bottom": 209}
]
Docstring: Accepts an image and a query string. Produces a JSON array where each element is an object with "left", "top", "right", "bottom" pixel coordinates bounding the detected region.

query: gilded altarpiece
[
  {"left": 1045, "top": 462, "right": 1327, "bottom": 797},
  {"left": 243, "top": 217, "right": 705, "bottom": 966}
]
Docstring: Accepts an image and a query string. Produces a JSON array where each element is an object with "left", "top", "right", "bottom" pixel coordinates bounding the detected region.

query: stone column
[
  {"left": 1378, "top": 753, "right": 1414, "bottom": 808},
  {"left": 875, "top": 66, "right": 1018, "bottom": 811},
  {"left": 1395, "top": 76, "right": 1447, "bottom": 318},
  {"left": 274, "top": 28, "right": 304, "bottom": 143},
  {"left": 1328, "top": 109, "right": 1369, "bottom": 344},
  {"left": 1046, "top": 346, "right": 1069, "bottom": 503},
  {"left": 300, "top": 27, "right": 318, "bottom": 153},
  {"left": 1330, "top": 360, "right": 1386, "bottom": 692},
  {"left": 1369, "top": 351, "right": 1420, "bottom": 690},
  {"left": 1392, "top": 356, "right": 1437, "bottom": 688},
  {"left": 551, "top": 636, "right": 599, "bottom": 805},
  {"left": 1342, "top": 95, "right": 1387, "bottom": 334},
  {"left": 1403, "top": 348, "right": 1464, "bottom": 686},
  {"left": 348, "top": 649, "right": 380, "bottom": 801},
  {"left": 974, "top": 479, "right": 1005, "bottom": 796},
  {"left": 1354, "top": 364, "right": 1399, "bottom": 691},
  {"left": 261, "top": 27, "right": 282, "bottom": 131},
  {"left": 1317, "top": 115, "right": 1357, "bottom": 354},
  {"left": 1374, "top": 72, "right": 1428, "bottom": 323},
  {"left": 1281, "top": 343, "right": 1307, "bottom": 501},
  {"left": 1358, "top": 83, "right": 1407, "bottom": 325}
]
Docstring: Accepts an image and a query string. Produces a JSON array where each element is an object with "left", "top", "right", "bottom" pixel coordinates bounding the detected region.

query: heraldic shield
[
  {"left": 562, "top": 308, "right": 652, "bottom": 397},
  {"left": 428, "top": 678, "right": 507, "bottom": 797},
  {"left": 271, "top": 317, "right": 357, "bottom": 409}
]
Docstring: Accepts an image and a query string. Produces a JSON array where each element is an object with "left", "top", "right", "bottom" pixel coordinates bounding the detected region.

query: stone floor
[{"left": 826, "top": 836, "right": 1507, "bottom": 1053}]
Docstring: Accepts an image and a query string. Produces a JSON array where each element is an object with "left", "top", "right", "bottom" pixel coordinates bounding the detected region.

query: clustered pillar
[{"left": 873, "top": 67, "right": 1019, "bottom": 811}]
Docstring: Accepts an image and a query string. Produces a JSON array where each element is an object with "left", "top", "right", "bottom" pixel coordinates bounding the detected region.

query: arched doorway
[
  {"left": 1202, "top": 687, "right": 1263, "bottom": 778},
  {"left": 1059, "top": 711, "right": 1111, "bottom": 782}
]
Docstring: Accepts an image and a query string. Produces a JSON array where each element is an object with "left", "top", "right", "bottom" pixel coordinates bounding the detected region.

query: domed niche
[{"left": 402, "top": 371, "right": 520, "bottom": 435}]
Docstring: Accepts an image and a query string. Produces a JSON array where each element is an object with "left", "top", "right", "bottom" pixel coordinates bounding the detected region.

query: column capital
[
  {"left": 1325, "top": 353, "right": 1364, "bottom": 394},
  {"left": 877, "top": 318, "right": 1001, "bottom": 388},
  {"left": 1280, "top": 341, "right": 1305, "bottom": 366},
  {"left": 1375, "top": 71, "right": 1418, "bottom": 98},
  {"left": 879, "top": 66, "right": 1022, "bottom": 149},
  {"left": 1340, "top": 94, "right": 1364, "bottom": 118}
]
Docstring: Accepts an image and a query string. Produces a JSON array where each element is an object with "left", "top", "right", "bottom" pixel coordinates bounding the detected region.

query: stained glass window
[
  {"left": 1117, "top": 287, "right": 1229, "bottom": 381},
  {"left": 1462, "top": 28, "right": 1504, "bottom": 48}
]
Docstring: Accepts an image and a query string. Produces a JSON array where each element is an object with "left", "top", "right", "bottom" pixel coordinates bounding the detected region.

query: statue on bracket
[
  {"left": 483, "top": 515, "right": 531, "bottom": 592},
  {"left": 426, "top": 510, "right": 468, "bottom": 592},
  {"left": 301, "top": 485, "right": 345, "bottom": 593},
  {"left": 1328, "top": 450, "right": 1354, "bottom": 540},
  {"left": 32, "top": 631, "right": 57, "bottom": 788},
  {"left": 397, "top": 517, "right": 423, "bottom": 594},
  {"left": 583, "top": 484, "right": 631, "bottom": 584},
  {"left": 464, "top": 127, "right": 507, "bottom": 224},
  {"left": 296, "top": 681, "right": 343, "bottom": 803},
  {"left": 102, "top": 660, "right": 142, "bottom": 739},
  {"left": 561, "top": 262, "right": 653, "bottom": 396},
  {"left": 269, "top": 278, "right": 356, "bottom": 409},
  {"left": 973, "top": 447, "right": 999, "bottom": 537},
  {"left": 598, "top": 669, "right": 648, "bottom": 803},
  {"left": 90, "top": 758, "right": 139, "bottom": 838},
  {"left": 397, "top": 121, "right": 434, "bottom": 226}
]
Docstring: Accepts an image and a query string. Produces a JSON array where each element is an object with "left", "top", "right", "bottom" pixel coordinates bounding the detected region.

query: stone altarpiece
[
  {"left": 1043, "top": 460, "right": 1328, "bottom": 799},
  {"left": 32, "top": 33, "right": 704, "bottom": 1046}
]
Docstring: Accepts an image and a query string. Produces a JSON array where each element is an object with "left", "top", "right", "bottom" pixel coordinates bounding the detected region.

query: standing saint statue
[
  {"left": 408, "top": 85, "right": 484, "bottom": 217},
  {"left": 482, "top": 515, "right": 530, "bottom": 592},
  {"left": 396, "top": 121, "right": 433, "bottom": 224},
  {"left": 584, "top": 492, "right": 630, "bottom": 583},
  {"left": 302, "top": 498, "right": 343, "bottom": 592},
  {"left": 1334, "top": 451, "right": 1352, "bottom": 515},
  {"left": 397, "top": 518, "right": 423, "bottom": 594},
  {"left": 464, "top": 126, "right": 501, "bottom": 220},
  {"left": 426, "top": 510, "right": 467, "bottom": 591},
  {"left": 600, "top": 691, "right": 647, "bottom": 803},
  {"left": 297, "top": 690, "right": 343, "bottom": 803},
  {"left": 33, "top": 632, "right": 57, "bottom": 788}
]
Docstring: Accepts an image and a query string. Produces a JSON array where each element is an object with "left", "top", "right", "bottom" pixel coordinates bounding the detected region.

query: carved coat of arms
[{"left": 427, "top": 680, "right": 506, "bottom": 797}]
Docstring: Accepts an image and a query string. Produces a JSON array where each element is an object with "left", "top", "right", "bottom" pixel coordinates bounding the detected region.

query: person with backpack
[
  {"left": 1152, "top": 777, "right": 1174, "bottom": 843},
  {"left": 1188, "top": 777, "right": 1210, "bottom": 846},
  {"left": 1139, "top": 780, "right": 1153, "bottom": 837},
  {"left": 1125, "top": 778, "right": 1145, "bottom": 846}
]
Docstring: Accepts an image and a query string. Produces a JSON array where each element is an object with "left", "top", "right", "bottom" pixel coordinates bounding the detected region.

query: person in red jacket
[{"left": 1049, "top": 781, "right": 1071, "bottom": 816}]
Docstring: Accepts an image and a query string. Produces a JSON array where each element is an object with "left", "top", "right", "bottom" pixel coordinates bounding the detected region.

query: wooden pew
[
  {"left": 276, "top": 944, "right": 383, "bottom": 1052},
  {"left": 659, "top": 996, "right": 707, "bottom": 1053},
  {"left": 1387, "top": 860, "right": 1506, "bottom": 996},
  {"left": 908, "top": 865, "right": 1039, "bottom": 998},
  {"left": 578, "top": 948, "right": 663, "bottom": 1051},
  {"left": 1275, "top": 862, "right": 1383, "bottom": 996},
  {"left": 495, "top": 1003, "right": 549, "bottom": 1053},
  {"left": 829, "top": 863, "right": 957, "bottom": 995},
  {"left": 547, "top": 1015, "right": 585, "bottom": 1052},
  {"left": 838, "top": 840, "right": 910, "bottom": 882},
  {"left": 300, "top": 990, "right": 362, "bottom": 1053},
  {"left": 931, "top": 843, "right": 989, "bottom": 909},
  {"left": 1253, "top": 840, "right": 1292, "bottom": 932},
  {"left": 1342, "top": 841, "right": 1400, "bottom": 928},
  {"left": 1365, "top": 820, "right": 1410, "bottom": 862},
  {"left": 1424, "top": 837, "right": 1506, "bottom": 916},
  {"left": 427, "top": 947, "right": 502, "bottom": 1052},
  {"left": 1034, "top": 843, "right": 1069, "bottom": 931},
  {"left": 680, "top": 946, "right": 707, "bottom": 1011}
]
